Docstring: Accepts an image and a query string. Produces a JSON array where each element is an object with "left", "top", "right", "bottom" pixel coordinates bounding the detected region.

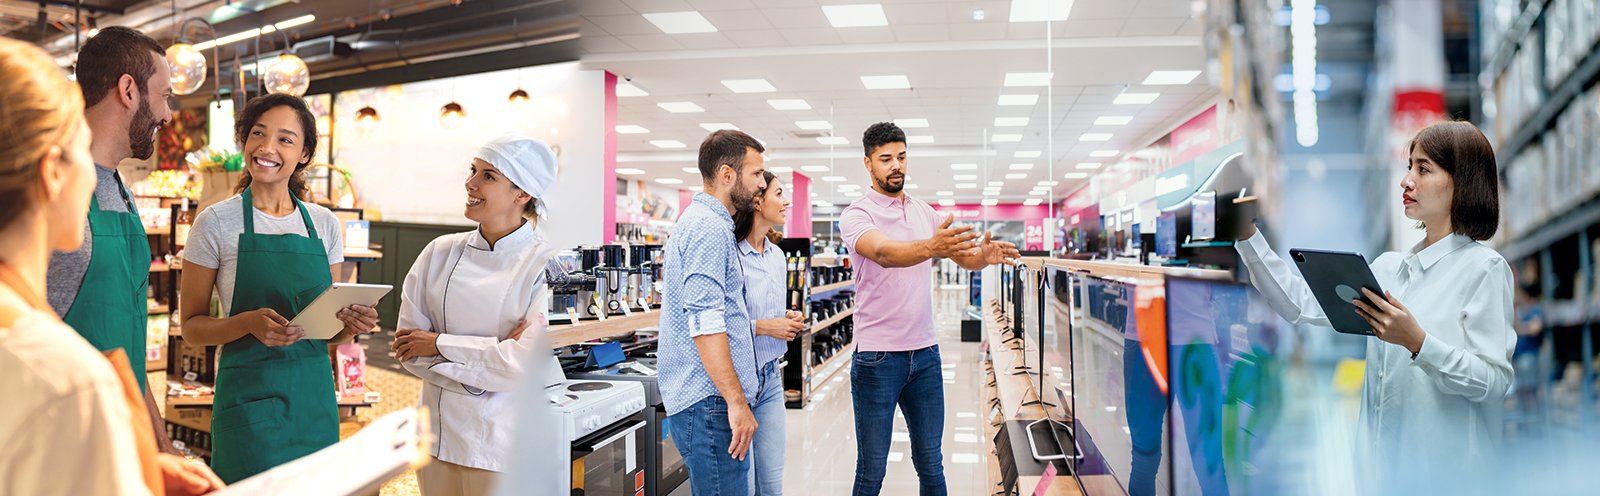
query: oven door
[
  {"left": 657, "top": 408, "right": 688, "bottom": 494},
  {"left": 572, "top": 412, "right": 647, "bottom": 496}
]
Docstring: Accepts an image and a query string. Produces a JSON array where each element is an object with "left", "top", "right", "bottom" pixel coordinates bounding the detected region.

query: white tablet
[{"left": 288, "top": 283, "right": 393, "bottom": 340}]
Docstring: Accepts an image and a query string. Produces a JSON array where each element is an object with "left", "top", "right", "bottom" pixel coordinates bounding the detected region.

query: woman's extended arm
[{"left": 1233, "top": 230, "right": 1334, "bottom": 328}]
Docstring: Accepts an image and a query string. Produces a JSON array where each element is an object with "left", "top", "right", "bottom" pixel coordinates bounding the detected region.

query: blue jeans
[
  {"left": 669, "top": 395, "right": 750, "bottom": 496},
  {"left": 851, "top": 344, "right": 947, "bottom": 496},
  {"left": 749, "top": 360, "right": 786, "bottom": 496}
]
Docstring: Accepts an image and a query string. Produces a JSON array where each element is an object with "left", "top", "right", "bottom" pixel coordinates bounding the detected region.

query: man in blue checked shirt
[{"left": 660, "top": 129, "right": 792, "bottom": 495}]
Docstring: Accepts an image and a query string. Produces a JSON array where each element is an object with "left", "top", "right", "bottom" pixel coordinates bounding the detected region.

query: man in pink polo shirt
[{"left": 840, "top": 122, "right": 1020, "bottom": 496}]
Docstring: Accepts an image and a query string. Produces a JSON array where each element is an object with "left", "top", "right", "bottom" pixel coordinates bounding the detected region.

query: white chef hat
[{"left": 475, "top": 132, "right": 558, "bottom": 218}]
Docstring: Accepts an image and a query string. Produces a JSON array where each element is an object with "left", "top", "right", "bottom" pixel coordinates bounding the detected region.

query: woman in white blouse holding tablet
[
  {"left": 389, "top": 133, "right": 561, "bottom": 496},
  {"left": 1233, "top": 121, "right": 1514, "bottom": 493}
]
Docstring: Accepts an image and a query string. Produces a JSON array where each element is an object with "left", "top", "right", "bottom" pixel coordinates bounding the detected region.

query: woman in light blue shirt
[{"left": 733, "top": 171, "right": 807, "bottom": 496}]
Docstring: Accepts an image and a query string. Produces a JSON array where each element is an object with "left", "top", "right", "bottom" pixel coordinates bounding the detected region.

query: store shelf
[
  {"left": 1499, "top": 196, "right": 1600, "bottom": 262},
  {"left": 546, "top": 311, "right": 659, "bottom": 348},
  {"left": 147, "top": 359, "right": 166, "bottom": 372},
  {"left": 145, "top": 227, "right": 168, "bottom": 237},
  {"left": 1486, "top": 0, "right": 1552, "bottom": 79},
  {"left": 807, "top": 342, "right": 854, "bottom": 387},
  {"left": 810, "top": 280, "right": 853, "bottom": 294},
  {"left": 149, "top": 261, "right": 183, "bottom": 273},
  {"left": 148, "top": 304, "right": 169, "bottom": 315},
  {"left": 810, "top": 307, "right": 853, "bottom": 334},
  {"left": 1497, "top": 41, "right": 1600, "bottom": 170}
]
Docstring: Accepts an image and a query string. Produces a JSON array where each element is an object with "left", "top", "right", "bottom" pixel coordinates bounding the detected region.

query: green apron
[
  {"left": 63, "top": 184, "right": 153, "bottom": 394},
  {"left": 210, "top": 188, "right": 338, "bottom": 484}
]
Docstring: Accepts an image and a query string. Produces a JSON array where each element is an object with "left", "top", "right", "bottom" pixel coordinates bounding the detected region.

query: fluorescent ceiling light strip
[
  {"left": 643, "top": 11, "right": 718, "bottom": 34},
  {"left": 822, "top": 4, "right": 889, "bottom": 27}
]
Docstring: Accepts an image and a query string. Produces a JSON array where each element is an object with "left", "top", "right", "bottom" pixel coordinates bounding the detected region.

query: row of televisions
[{"left": 995, "top": 262, "right": 1287, "bottom": 496}]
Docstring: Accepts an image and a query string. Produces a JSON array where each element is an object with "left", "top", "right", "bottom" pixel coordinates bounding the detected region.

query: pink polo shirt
[{"left": 840, "top": 189, "right": 940, "bottom": 352}]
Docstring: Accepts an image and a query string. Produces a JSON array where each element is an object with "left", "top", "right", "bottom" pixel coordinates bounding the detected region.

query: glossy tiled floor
[{"left": 779, "top": 288, "right": 988, "bottom": 495}]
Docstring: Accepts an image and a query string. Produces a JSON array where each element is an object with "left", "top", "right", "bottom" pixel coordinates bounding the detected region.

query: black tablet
[{"left": 1289, "top": 248, "right": 1385, "bottom": 336}]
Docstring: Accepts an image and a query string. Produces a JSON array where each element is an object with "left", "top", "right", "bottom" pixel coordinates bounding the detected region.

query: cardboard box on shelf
[{"left": 165, "top": 403, "right": 212, "bottom": 433}]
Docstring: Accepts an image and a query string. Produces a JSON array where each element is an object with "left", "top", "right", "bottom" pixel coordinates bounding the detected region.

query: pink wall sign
[
  {"left": 678, "top": 189, "right": 694, "bottom": 220},
  {"left": 1169, "top": 105, "right": 1219, "bottom": 166},
  {"left": 602, "top": 72, "right": 619, "bottom": 243},
  {"left": 785, "top": 173, "right": 813, "bottom": 238},
  {"left": 928, "top": 203, "right": 1052, "bottom": 251}
]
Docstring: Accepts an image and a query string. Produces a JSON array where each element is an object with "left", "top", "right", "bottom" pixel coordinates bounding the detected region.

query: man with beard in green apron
[
  {"left": 178, "top": 94, "right": 380, "bottom": 483},
  {"left": 47, "top": 26, "right": 184, "bottom": 457}
]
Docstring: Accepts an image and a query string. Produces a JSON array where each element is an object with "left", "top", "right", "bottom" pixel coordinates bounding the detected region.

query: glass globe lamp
[
  {"left": 166, "top": 44, "right": 207, "bottom": 95},
  {"left": 263, "top": 54, "right": 310, "bottom": 97},
  {"left": 354, "top": 106, "right": 381, "bottom": 135},
  {"left": 508, "top": 89, "right": 530, "bottom": 109},
  {"left": 439, "top": 102, "right": 466, "bottom": 130}
]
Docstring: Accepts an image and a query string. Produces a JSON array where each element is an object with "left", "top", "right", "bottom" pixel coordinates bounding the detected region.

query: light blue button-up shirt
[
  {"left": 738, "top": 237, "right": 790, "bottom": 367},
  {"left": 658, "top": 193, "right": 761, "bottom": 416}
]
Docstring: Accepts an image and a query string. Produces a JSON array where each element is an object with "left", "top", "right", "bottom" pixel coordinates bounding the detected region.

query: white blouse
[
  {"left": 1235, "top": 231, "right": 1514, "bottom": 493},
  {"left": 398, "top": 221, "right": 557, "bottom": 472}
]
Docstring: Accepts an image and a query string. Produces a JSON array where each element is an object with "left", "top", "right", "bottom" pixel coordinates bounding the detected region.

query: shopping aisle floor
[{"left": 780, "top": 288, "right": 987, "bottom": 495}]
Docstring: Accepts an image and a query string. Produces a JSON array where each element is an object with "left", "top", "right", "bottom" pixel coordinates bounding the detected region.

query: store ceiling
[{"left": 578, "top": 0, "right": 1218, "bottom": 208}]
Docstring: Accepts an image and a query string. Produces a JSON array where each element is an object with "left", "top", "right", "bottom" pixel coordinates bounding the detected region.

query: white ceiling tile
[
  {"left": 1175, "top": 17, "right": 1203, "bottom": 35},
  {"left": 836, "top": 26, "right": 897, "bottom": 44},
  {"left": 949, "top": 21, "right": 1007, "bottom": 40},
  {"left": 688, "top": 0, "right": 760, "bottom": 10},
  {"left": 762, "top": 7, "right": 833, "bottom": 28},
  {"left": 780, "top": 27, "right": 844, "bottom": 45},
  {"left": 672, "top": 32, "right": 741, "bottom": 49},
  {"left": 701, "top": 9, "right": 776, "bottom": 30},
  {"left": 882, "top": 2, "right": 950, "bottom": 24},
  {"left": 618, "top": 34, "right": 689, "bottom": 51},
  {"left": 751, "top": 0, "right": 819, "bottom": 7},
  {"left": 725, "top": 29, "right": 792, "bottom": 47},
  {"left": 580, "top": 18, "right": 612, "bottom": 36},
  {"left": 1130, "top": 0, "right": 1195, "bottom": 18},
  {"left": 1059, "top": 19, "right": 1126, "bottom": 37},
  {"left": 1071, "top": 0, "right": 1138, "bottom": 20},
  {"left": 580, "top": 0, "right": 638, "bottom": 16},
  {"left": 892, "top": 24, "right": 951, "bottom": 42},
  {"left": 622, "top": 0, "right": 697, "bottom": 12},
  {"left": 581, "top": 36, "right": 638, "bottom": 53},
  {"left": 1119, "top": 18, "right": 1185, "bottom": 36},
  {"left": 588, "top": 14, "right": 668, "bottom": 35}
]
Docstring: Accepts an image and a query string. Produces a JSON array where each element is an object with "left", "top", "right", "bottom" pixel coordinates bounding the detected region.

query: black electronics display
[{"left": 1156, "top": 211, "right": 1178, "bottom": 257}]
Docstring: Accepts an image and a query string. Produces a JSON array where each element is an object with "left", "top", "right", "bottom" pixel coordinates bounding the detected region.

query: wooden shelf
[
  {"left": 546, "top": 311, "right": 660, "bottom": 348},
  {"left": 147, "top": 360, "right": 166, "bottom": 372},
  {"left": 148, "top": 303, "right": 169, "bottom": 315},
  {"left": 145, "top": 227, "right": 168, "bottom": 236},
  {"left": 149, "top": 262, "right": 182, "bottom": 273},
  {"left": 807, "top": 342, "right": 854, "bottom": 387},
  {"left": 810, "top": 307, "right": 853, "bottom": 333},
  {"left": 810, "top": 280, "right": 854, "bottom": 293},
  {"left": 981, "top": 300, "right": 1083, "bottom": 496}
]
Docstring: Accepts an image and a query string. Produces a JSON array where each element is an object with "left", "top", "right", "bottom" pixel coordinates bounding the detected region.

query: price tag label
[
  {"left": 1033, "top": 462, "right": 1058, "bottom": 496},
  {"left": 988, "top": 406, "right": 1001, "bottom": 423},
  {"left": 183, "top": 371, "right": 198, "bottom": 382}
]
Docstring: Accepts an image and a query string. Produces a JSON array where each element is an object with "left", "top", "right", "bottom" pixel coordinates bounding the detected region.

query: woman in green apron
[{"left": 178, "top": 94, "right": 379, "bottom": 484}]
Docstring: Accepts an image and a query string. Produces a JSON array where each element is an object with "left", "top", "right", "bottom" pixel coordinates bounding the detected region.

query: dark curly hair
[
  {"left": 232, "top": 93, "right": 319, "bottom": 201},
  {"left": 75, "top": 26, "right": 164, "bottom": 108},
  {"left": 862, "top": 122, "right": 905, "bottom": 157},
  {"left": 1407, "top": 121, "right": 1499, "bottom": 241}
]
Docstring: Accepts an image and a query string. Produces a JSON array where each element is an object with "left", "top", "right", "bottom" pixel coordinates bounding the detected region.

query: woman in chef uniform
[
  {"left": 180, "top": 93, "right": 380, "bottom": 484},
  {"left": 390, "top": 133, "right": 562, "bottom": 496}
]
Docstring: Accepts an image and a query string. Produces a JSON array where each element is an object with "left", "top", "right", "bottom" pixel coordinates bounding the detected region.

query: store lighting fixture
[
  {"left": 192, "top": 15, "right": 315, "bottom": 50},
  {"left": 657, "top": 102, "right": 705, "bottom": 113},
  {"left": 954, "top": 174, "right": 977, "bottom": 180},
  {"left": 981, "top": 198, "right": 999, "bottom": 206},
  {"left": 796, "top": 120, "right": 833, "bottom": 130},
  {"left": 656, "top": 178, "right": 685, "bottom": 184},
  {"left": 800, "top": 165, "right": 831, "bottom": 172},
  {"left": 1291, "top": 0, "right": 1319, "bottom": 146},
  {"left": 1004, "top": 173, "right": 1026, "bottom": 179},
  {"left": 992, "top": 134, "right": 1022, "bottom": 142},
  {"left": 615, "top": 168, "right": 647, "bottom": 175},
  {"left": 438, "top": 102, "right": 466, "bottom": 130},
  {"left": 1064, "top": 172, "right": 1089, "bottom": 179},
  {"left": 1076, "top": 162, "right": 1102, "bottom": 169},
  {"left": 1015, "top": 151, "right": 1041, "bottom": 158},
  {"left": 999, "top": 94, "right": 1039, "bottom": 105},
  {"left": 936, "top": 191, "right": 954, "bottom": 196},
  {"left": 1090, "top": 149, "right": 1120, "bottom": 157},
  {"left": 822, "top": 4, "right": 889, "bottom": 27},
  {"left": 940, "top": 199, "right": 956, "bottom": 206},
  {"left": 845, "top": 191, "right": 863, "bottom": 197},
  {"left": 769, "top": 166, "right": 794, "bottom": 173},
  {"left": 907, "top": 135, "right": 934, "bottom": 143},
  {"left": 1080, "top": 133, "right": 1112, "bottom": 141},
  {"left": 166, "top": 44, "right": 208, "bottom": 95},
  {"left": 1024, "top": 198, "right": 1043, "bottom": 205},
  {"left": 984, "top": 187, "right": 1001, "bottom": 192},
  {"left": 1037, "top": 181, "right": 1058, "bottom": 186},
  {"left": 689, "top": 186, "right": 704, "bottom": 191},
  {"left": 699, "top": 123, "right": 739, "bottom": 131},
  {"left": 354, "top": 106, "right": 381, "bottom": 135},
  {"left": 1009, "top": 163, "right": 1033, "bottom": 170},
  {"left": 951, "top": 164, "right": 978, "bottom": 170},
  {"left": 989, "top": 181, "right": 1004, "bottom": 186},
  {"left": 1003, "top": 72, "right": 1052, "bottom": 87},
  {"left": 957, "top": 183, "right": 976, "bottom": 188},
  {"left": 1113, "top": 93, "right": 1159, "bottom": 104},
  {"left": 817, "top": 136, "right": 848, "bottom": 145},
  {"left": 721, "top": 78, "right": 776, "bottom": 93},
  {"left": 861, "top": 74, "right": 911, "bottom": 89},
  {"left": 1141, "top": 70, "right": 1202, "bottom": 85},
  {"left": 821, "top": 176, "right": 847, "bottom": 182},
  {"left": 904, "top": 183, "right": 918, "bottom": 189},
  {"left": 615, "top": 125, "right": 650, "bottom": 134},
  {"left": 1095, "top": 116, "right": 1132, "bottom": 125},
  {"left": 650, "top": 140, "right": 688, "bottom": 148},
  {"left": 643, "top": 11, "right": 718, "bottom": 34},
  {"left": 813, "top": 200, "right": 832, "bottom": 207},
  {"left": 681, "top": 167, "right": 700, "bottom": 173},
  {"left": 995, "top": 117, "right": 1029, "bottom": 127},
  {"left": 616, "top": 82, "right": 649, "bottom": 97},
  {"left": 507, "top": 89, "right": 531, "bottom": 109},
  {"left": 895, "top": 118, "right": 929, "bottom": 128},
  {"left": 768, "top": 99, "right": 811, "bottom": 110},
  {"left": 973, "top": 8, "right": 985, "bottom": 20},
  {"left": 1008, "top": 0, "right": 1073, "bottom": 22}
]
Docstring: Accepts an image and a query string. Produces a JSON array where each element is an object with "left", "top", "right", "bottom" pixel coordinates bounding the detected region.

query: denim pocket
[{"left": 854, "top": 350, "right": 888, "bottom": 365}]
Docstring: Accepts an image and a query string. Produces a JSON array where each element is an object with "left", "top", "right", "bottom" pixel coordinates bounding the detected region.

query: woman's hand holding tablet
[{"left": 1352, "top": 288, "right": 1427, "bottom": 355}]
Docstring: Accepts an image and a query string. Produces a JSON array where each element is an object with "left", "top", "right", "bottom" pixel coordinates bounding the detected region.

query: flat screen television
[
  {"left": 1156, "top": 211, "right": 1178, "bottom": 257},
  {"left": 1068, "top": 273, "right": 1169, "bottom": 495},
  {"left": 1039, "top": 267, "right": 1076, "bottom": 465},
  {"left": 1191, "top": 190, "right": 1217, "bottom": 241}
]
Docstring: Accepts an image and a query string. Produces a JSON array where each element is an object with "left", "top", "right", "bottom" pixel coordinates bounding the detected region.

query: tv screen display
[
  {"left": 1069, "top": 274, "right": 1170, "bottom": 495},
  {"left": 1191, "top": 190, "right": 1217, "bottom": 241},
  {"left": 1156, "top": 212, "right": 1178, "bottom": 257},
  {"left": 1041, "top": 267, "right": 1075, "bottom": 456}
]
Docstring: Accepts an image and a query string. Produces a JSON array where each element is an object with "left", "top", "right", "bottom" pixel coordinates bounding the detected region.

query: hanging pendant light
[
  {"left": 508, "top": 88, "right": 530, "bottom": 109},
  {"left": 439, "top": 102, "right": 466, "bottom": 130},
  {"left": 263, "top": 54, "right": 310, "bottom": 97},
  {"left": 354, "top": 106, "right": 381, "bottom": 134},
  {"left": 166, "top": 43, "right": 207, "bottom": 95}
]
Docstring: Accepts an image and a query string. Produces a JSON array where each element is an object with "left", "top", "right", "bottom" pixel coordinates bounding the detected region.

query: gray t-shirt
[
  {"left": 45, "top": 165, "right": 138, "bottom": 318},
  {"left": 184, "top": 194, "right": 344, "bottom": 316}
]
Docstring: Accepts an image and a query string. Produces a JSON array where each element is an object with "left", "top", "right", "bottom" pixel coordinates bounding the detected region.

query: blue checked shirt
[
  {"left": 659, "top": 193, "right": 761, "bottom": 416},
  {"left": 738, "top": 238, "right": 790, "bottom": 367}
]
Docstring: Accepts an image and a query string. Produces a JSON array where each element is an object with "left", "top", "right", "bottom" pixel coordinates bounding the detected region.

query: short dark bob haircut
[{"left": 1407, "top": 120, "right": 1499, "bottom": 241}]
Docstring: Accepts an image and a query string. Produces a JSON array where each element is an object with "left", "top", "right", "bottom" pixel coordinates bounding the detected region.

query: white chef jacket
[
  {"left": 398, "top": 221, "right": 558, "bottom": 472},
  {"left": 1236, "top": 231, "right": 1514, "bottom": 493}
]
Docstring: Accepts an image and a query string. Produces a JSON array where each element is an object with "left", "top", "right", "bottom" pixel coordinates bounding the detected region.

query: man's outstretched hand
[{"left": 980, "top": 231, "right": 1021, "bottom": 266}]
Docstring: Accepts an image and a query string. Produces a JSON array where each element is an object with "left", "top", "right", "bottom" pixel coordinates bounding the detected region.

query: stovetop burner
[{"left": 568, "top": 382, "right": 613, "bottom": 392}]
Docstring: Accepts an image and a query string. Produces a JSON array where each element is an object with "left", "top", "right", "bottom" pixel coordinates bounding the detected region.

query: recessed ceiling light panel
[
  {"left": 861, "top": 74, "right": 911, "bottom": 89},
  {"left": 643, "top": 11, "right": 718, "bottom": 34},
  {"left": 800, "top": 165, "right": 831, "bottom": 172},
  {"left": 1009, "top": 0, "right": 1074, "bottom": 22},
  {"left": 822, "top": 4, "right": 889, "bottom": 27},
  {"left": 1141, "top": 70, "right": 1202, "bottom": 85},
  {"left": 1076, "top": 162, "right": 1102, "bottom": 169},
  {"left": 1080, "top": 133, "right": 1112, "bottom": 141},
  {"left": 615, "top": 82, "right": 649, "bottom": 97},
  {"left": 817, "top": 136, "right": 848, "bottom": 145},
  {"left": 768, "top": 99, "right": 812, "bottom": 110},
  {"left": 657, "top": 101, "right": 705, "bottom": 113},
  {"left": 1090, "top": 149, "right": 1120, "bottom": 157},
  {"left": 699, "top": 123, "right": 739, "bottom": 131},
  {"left": 720, "top": 78, "right": 776, "bottom": 93},
  {"left": 795, "top": 120, "right": 832, "bottom": 130},
  {"left": 615, "top": 168, "right": 646, "bottom": 175},
  {"left": 615, "top": 125, "right": 650, "bottom": 134},
  {"left": 951, "top": 163, "right": 978, "bottom": 170},
  {"left": 1015, "top": 151, "right": 1041, "bottom": 158},
  {"left": 1094, "top": 116, "right": 1133, "bottom": 125},
  {"left": 1113, "top": 93, "right": 1159, "bottom": 104},
  {"left": 651, "top": 140, "right": 687, "bottom": 148}
]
